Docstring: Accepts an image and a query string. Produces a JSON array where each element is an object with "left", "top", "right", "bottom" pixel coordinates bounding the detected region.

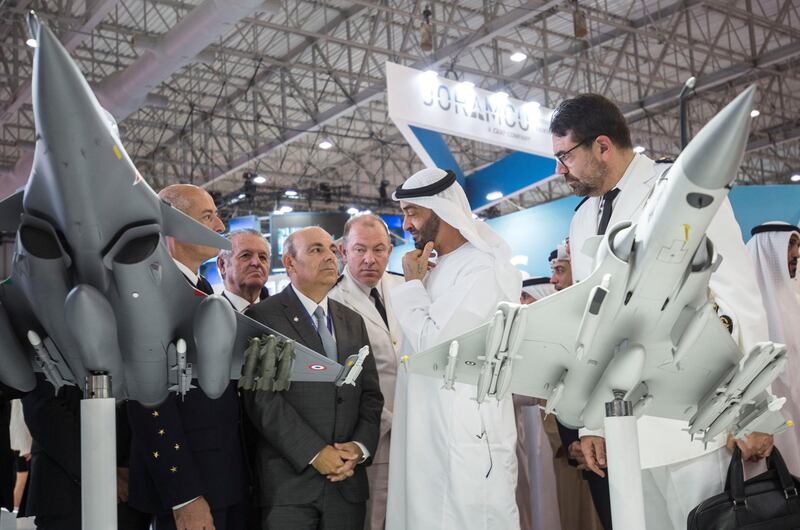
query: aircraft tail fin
[{"left": 159, "top": 199, "right": 231, "bottom": 250}]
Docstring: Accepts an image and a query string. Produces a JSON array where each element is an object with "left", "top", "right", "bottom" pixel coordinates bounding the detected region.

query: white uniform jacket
[
  {"left": 329, "top": 268, "right": 403, "bottom": 465},
  {"left": 569, "top": 154, "right": 769, "bottom": 469}
]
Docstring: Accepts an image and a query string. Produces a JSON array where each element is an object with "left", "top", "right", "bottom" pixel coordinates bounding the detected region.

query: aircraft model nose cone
[{"left": 679, "top": 85, "right": 756, "bottom": 191}]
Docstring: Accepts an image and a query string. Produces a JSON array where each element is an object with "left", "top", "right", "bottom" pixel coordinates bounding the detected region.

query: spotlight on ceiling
[
  {"left": 26, "top": 38, "right": 38, "bottom": 48},
  {"left": 252, "top": 174, "right": 267, "bottom": 184},
  {"left": 750, "top": 109, "right": 760, "bottom": 118},
  {"left": 284, "top": 189, "right": 298, "bottom": 197},
  {"left": 633, "top": 146, "right": 646, "bottom": 154},
  {"left": 486, "top": 191, "right": 503, "bottom": 201},
  {"left": 279, "top": 205, "right": 293, "bottom": 213},
  {"left": 791, "top": 174, "right": 800, "bottom": 183},
  {"left": 509, "top": 51, "right": 527, "bottom": 63},
  {"left": 347, "top": 207, "right": 359, "bottom": 215},
  {"left": 318, "top": 139, "right": 333, "bottom": 150},
  {"left": 237, "top": 193, "right": 246, "bottom": 200}
]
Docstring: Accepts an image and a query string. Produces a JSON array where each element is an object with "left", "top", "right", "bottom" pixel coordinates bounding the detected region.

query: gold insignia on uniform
[
  {"left": 170, "top": 466, "right": 178, "bottom": 473},
  {"left": 152, "top": 410, "right": 160, "bottom": 417},
  {"left": 174, "top": 443, "right": 181, "bottom": 451},
  {"left": 153, "top": 451, "right": 159, "bottom": 459},
  {"left": 158, "top": 428, "right": 165, "bottom": 436},
  {"left": 719, "top": 314, "right": 733, "bottom": 334}
]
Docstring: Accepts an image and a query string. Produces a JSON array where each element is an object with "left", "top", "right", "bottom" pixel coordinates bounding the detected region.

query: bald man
[{"left": 127, "top": 184, "right": 250, "bottom": 530}]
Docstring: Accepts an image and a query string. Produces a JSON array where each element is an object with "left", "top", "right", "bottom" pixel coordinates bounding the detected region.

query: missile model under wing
[
  {"left": 0, "top": 14, "right": 367, "bottom": 407},
  {"left": 405, "top": 85, "right": 791, "bottom": 444}
]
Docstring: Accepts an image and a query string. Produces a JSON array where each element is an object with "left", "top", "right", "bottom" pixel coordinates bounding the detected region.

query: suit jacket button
[{"left": 337, "top": 397, "right": 344, "bottom": 405}]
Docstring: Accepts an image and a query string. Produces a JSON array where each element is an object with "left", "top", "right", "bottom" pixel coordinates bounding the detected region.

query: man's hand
[
  {"left": 327, "top": 442, "right": 364, "bottom": 483},
  {"left": 568, "top": 441, "right": 588, "bottom": 470},
  {"left": 727, "top": 432, "right": 774, "bottom": 462},
  {"left": 402, "top": 242, "right": 435, "bottom": 282},
  {"left": 173, "top": 496, "right": 214, "bottom": 530},
  {"left": 579, "top": 436, "right": 607, "bottom": 478},
  {"left": 311, "top": 445, "right": 346, "bottom": 476},
  {"left": 116, "top": 467, "right": 130, "bottom": 503}
]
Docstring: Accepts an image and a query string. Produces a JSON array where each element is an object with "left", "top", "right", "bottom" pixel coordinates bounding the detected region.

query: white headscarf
[
  {"left": 522, "top": 276, "right": 556, "bottom": 300},
  {"left": 393, "top": 167, "right": 521, "bottom": 300},
  {"left": 746, "top": 221, "right": 800, "bottom": 383}
]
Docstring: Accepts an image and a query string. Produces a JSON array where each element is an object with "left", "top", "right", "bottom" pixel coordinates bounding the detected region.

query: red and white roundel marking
[{"left": 308, "top": 364, "right": 327, "bottom": 371}]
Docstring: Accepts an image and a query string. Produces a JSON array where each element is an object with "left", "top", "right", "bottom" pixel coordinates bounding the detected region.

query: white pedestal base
[
  {"left": 604, "top": 414, "right": 647, "bottom": 530},
  {"left": 80, "top": 397, "right": 118, "bottom": 530}
]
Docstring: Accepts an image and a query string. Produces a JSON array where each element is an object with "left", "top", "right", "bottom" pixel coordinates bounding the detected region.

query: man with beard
[
  {"left": 551, "top": 93, "right": 771, "bottom": 530},
  {"left": 385, "top": 168, "right": 522, "bottom": 530},
  {"left": 747, "top": 222, "right": 800, "bottom": 475}
]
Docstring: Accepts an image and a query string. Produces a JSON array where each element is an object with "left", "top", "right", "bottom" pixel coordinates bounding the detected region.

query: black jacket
[{"left": 243, "top": 285, "right": 383, "bottom": 507}]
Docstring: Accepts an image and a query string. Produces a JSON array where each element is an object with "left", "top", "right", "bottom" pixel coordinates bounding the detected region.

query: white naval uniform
[
  {"left": 386, "top": 242, "right": 521, "bottom": 530},
  {"left": 569, "top": 154, "right": 769, "bottom": 530},
  {"left": 329, "top": 268, "right": 403, "bottom": 530}
]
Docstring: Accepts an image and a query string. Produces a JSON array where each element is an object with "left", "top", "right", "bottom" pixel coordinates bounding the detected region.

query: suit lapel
[
  {"left": 609, "top": 156, "right": 657, "bottom": 228},
  {"left": 280, "top": 287, "right": 323, "bottom": 350},
  {"left": 329, "top": 300, "right": 354, "bottom": 364},
  {"left": 342, "top": 273, "right": 388, "bottom": 333}
]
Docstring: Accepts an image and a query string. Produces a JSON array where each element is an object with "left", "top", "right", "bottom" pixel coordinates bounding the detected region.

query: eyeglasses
[{"left": 555, "top": 137, "right": 593, "bottom": 167}]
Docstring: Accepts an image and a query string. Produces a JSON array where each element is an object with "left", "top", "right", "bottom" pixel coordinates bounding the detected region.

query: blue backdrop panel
[
  {"left": 466, "top": 152, "right": 557, "bottom": 210},
  {"left": 729, "top": 185, "right": 800, "bottom": 240},
  {"left": 409, "top": 126, "right": 465, "bottom": 186}
]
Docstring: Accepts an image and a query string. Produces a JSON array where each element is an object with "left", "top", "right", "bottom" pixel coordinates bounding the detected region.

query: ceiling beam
[{"left": 201, "top": 0, "right": 563, "bottom": 189}]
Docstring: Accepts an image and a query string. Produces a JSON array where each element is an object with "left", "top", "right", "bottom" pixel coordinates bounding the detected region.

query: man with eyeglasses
[
  {"left": 550, "top": 94, "right": 772, "bottom": 530},
  {"left": 329, "top": 214, "right": 404, "bottom": 530}
]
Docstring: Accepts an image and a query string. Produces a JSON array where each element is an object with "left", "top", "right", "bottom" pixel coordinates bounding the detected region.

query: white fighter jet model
[
  {"left": 405, "top": 85, "right": 790, "bottom": 444},
  {"left": 0, "top": 14, "right": 367, "bottom": 407}
]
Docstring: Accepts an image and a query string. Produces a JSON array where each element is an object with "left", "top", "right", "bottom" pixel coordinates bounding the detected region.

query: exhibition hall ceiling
[{"left": 0, "top": 0, "right": 798, "bottom": 217}]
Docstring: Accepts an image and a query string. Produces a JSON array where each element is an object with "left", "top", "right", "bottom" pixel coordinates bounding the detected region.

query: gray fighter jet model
[
  {"left": 0, "top": 14, "right": 367, "bottom": 407},
  {"left": 405, "top": 85, "right": 790, "bottom": 444}
]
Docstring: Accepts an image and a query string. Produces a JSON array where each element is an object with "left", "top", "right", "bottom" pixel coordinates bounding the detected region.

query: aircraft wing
[{"left": 230, "top": 311, "right": 348, "bottom": 383}]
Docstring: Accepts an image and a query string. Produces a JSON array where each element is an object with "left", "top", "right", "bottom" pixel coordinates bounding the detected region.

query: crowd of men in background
[{"left": 0, "top": 92, "right": 797, "bottom": 530}]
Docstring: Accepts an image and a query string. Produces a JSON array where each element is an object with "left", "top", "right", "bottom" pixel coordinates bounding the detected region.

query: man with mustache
[
  {"left": 329, "top": 214, "right": 403, "bottom": 530},
  {"left": 552, "top": 93, "right": 771, "bottom": 530},
  {"left": 385, "top": 168, "right": 522, "bottom": 530},
  {"left": 747, "top": 222, "right": 800, "bottom": 476},
  {"left": 243, "top": 227, "right": 383, "bottom": 529}
]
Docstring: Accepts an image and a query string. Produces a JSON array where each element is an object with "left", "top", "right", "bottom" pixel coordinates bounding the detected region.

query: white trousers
[{"left": 642, "top": 448, "right": 729, "bottom": 530}]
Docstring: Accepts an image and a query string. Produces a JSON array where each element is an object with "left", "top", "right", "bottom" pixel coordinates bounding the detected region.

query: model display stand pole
[
  {"left": 604, "top": 390, "right": 647, "bottom": 530},
  {"left": 81, "top": 373, "right": 118, "bottom": 530}
]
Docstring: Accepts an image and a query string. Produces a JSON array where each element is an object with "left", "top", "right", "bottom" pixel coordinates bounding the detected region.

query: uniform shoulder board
[
  {"left": 386, "top": 270, "right": 404, "bottom": 277},
  {"left": 574, "top": 196, "right": 591, "bottom": 212},
  {"left": 654, "top": 156, "right": 676, "bottom": 165}
]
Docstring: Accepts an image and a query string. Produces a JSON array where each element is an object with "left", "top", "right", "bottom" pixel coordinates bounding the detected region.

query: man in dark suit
[
  {"left": 244, "top": 226, "right": 383, "bottom": 529},
  {"left": 127, "top": 184, "right": 249, "bottom": 530}
]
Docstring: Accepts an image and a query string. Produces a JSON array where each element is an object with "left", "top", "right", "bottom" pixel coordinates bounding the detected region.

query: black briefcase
[{"left": 687, "top": 445, "right": 800, "bottom": 529}]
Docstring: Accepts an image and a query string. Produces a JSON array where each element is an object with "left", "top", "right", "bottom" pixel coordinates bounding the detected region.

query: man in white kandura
[
  {"left": 747, "top": 221, "right": 800, "bottom": 476},
  {"left": 329, "top": 214, "right": 404, "bottom": 530},
  {"left": 385, "top": 167, "right": 522, "bottom": 530},
  {"left": 551, "top": 93, "right": 773, "bottom": 530}
]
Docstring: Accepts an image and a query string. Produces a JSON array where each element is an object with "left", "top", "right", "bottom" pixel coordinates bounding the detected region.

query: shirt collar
[
  {"left": 223, "top": 289, "right": 257, "bottom": 313},
  {"left": 613, "top": 153, "right": 648, "bottom": 193},
  {"left": 344, "top": 266, "right": 379, "bottom": 298},
  {"left": 291, "top": 284, "right": 329, "bottom": 319},
  {"left": 173, "top": 259, "right": 199, "bottom": 286}
]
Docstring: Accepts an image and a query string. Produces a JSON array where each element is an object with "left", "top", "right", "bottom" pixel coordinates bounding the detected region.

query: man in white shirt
[
  {"left": 550, "top": 93, "right": 772, "bottom": 529},
  {"left": 386, "top": 167, "right": 522, "bottom": 530},
  {"left": 747, "top": 222, "right": 800, "bottom": 475},
  {"left": 329, "top": 214, "right": 403, "bottom": 530},
  {"left": 217, "top": 229, "right": 271, "bottom": 312}
]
